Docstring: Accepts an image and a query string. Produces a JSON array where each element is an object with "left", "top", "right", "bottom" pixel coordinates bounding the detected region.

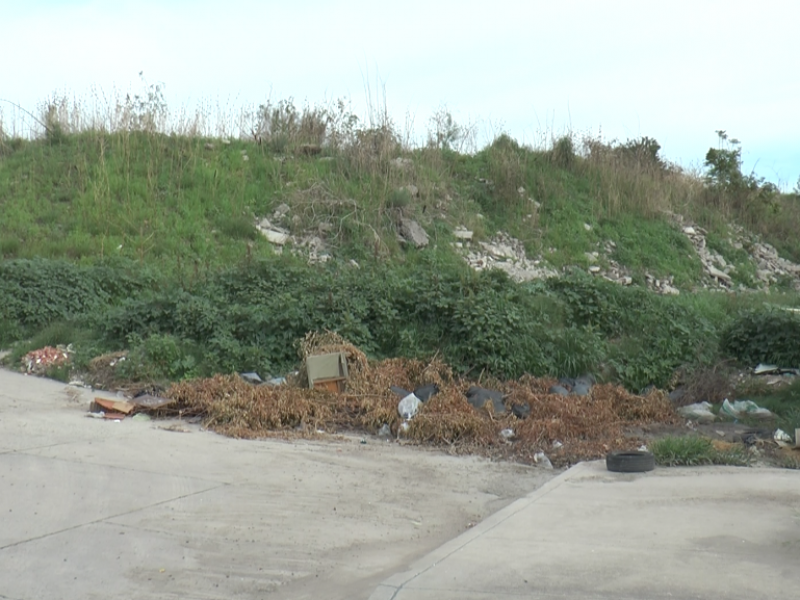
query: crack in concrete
[{"left": 0, "top": 484, "right": 225, "bottom": 552}]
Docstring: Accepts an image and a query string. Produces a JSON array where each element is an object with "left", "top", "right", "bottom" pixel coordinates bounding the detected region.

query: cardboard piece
[
  {"left": 306, "top": 352, "right": 348, "bottom": 391},
  {"left": 92, "top": 397, "right": 134, "bottom": 415}
]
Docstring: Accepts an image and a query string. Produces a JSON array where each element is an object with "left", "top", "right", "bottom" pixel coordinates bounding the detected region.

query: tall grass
[{"left": 2, "top": 85, "right": 798, "bottom": 279}]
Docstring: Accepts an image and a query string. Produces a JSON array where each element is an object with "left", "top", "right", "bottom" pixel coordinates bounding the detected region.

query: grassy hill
[{"left": 2, "top": 96, "right": 800, "bottom": 391}]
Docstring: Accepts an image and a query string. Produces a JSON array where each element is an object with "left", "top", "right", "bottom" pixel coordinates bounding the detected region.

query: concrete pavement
[
  {"left": 371, "top": 460, "right": 800, "bottom": 600},
  {"left": 0, "top": 368, "right": 552, "bottom": 600}
]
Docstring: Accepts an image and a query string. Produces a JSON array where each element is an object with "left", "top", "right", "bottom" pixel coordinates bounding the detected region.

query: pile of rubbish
[
  {"left": 23, "top": 345, "right": 72, "bottom": 375},
  {"left": 142, "top": 333, "right": 681, "bottom": 466}
]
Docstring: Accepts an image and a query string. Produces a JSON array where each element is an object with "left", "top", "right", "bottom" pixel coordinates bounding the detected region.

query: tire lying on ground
[{"left": 606, "top": 450, "right": 655, "bottom": 473}]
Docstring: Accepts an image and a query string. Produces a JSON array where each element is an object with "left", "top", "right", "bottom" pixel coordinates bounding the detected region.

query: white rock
[
  {"left": 707, "top": 264, "right": 732, "bottom": 282},
  {"left": 661, "top": 284, "right": 680, "bottom": 295},
  {"left": 261, "top": 229, "right": 289, "bottom": 245},
  {"left": 453, "top": 228, "right": 474, "bottom": 241}
]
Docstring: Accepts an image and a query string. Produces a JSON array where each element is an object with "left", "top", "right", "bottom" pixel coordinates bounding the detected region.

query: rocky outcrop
[{"left": 456, "top": 232, "right": 557, "bottom": 282}]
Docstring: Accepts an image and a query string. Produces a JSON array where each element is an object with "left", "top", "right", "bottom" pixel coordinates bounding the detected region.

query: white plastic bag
[
  {"left": 678, "top": 401, "right": 716, "bottom": 422},
  {"left": 721, "top": 399, "right": 773, "bottom": 420},
  {"left": 397, "top": 393, "right": 421, "bottom": 419}
]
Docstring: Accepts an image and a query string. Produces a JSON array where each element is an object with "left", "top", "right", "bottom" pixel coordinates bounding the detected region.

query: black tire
[{"left": 606, "top": 451, "right": 655, "bottom": 473}]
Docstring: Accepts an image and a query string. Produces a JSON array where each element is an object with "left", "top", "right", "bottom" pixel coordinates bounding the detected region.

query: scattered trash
[
  {"left": 266, "top": 377, "right": 286, "bottom": 386},
  {"left": 465, "top": 386, "right": 506, "bottom": 414},
  {"left": 774, "top": 429, "right": 793, "bottom": 448},
  {"left": 390, "top": 385, "right": 410, "bottom": 397},
  {"left": 511, "top": 402, "right": 531, "bottom": 419},
  {"left": 499, "top": 428, "right": 515, "bottom": 440},
  {"left": 239, "top": 372, "right": 262, "bottom": 384},
  {"left": 720, "top": 399, "right": 774, "bottom": 421},
  {"left": 413, "top": 384, "right": 439, "bottom": 402},
  {"left": 129, "top": 394, "right": 173, "bottom": 410},
  {"left": 753, "top": 364, "right": 800, "bottom": 376},
  {"left": 552, "top": 440, "right": 563, "bottom": 449},
  {"left": 534, "top": 451, "right": 553, "bottom": 470},
  {"left": 570, "top": 383, "right": 591, "bottom": 396},
  {"left": 678, "top": 401, "right": 717, "bottom": 423},
  {"left": 131, "top": 413, "right": 152, "bottom": 422},
  {"left": 91, "top": 397, "right": 134, "bottom": 418},
  {"left": 606, "top": 450, "right": 655, "bottom": 473},
  {"left": 307, "top": 352, "right": 349, "bottom": 392},
  {"left": 398, "top": 393, "right": 422, "bottom": 419},
  {"left": 377, "top": 423, "right": 392, "bottom": 439},
  {"left": 23, "top": 345, "right": 72, "bottom": 375}
]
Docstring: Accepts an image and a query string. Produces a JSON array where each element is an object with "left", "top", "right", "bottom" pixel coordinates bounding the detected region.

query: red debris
[{"left": 23, "top": 346, "right": 72, "bottom": 374}]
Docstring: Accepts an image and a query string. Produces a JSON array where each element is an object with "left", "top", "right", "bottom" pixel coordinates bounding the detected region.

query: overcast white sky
[{"left": 3, "top": 0, "right": 798, "bottom": 188}]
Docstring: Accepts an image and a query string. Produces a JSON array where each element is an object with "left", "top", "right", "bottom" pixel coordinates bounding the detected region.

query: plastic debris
[
  {"left": 774, "top": 429, "right": 793, "bottom": 448},
  {"left": 390, "top": 385, "right": 410, "bottom": 397},
  {"left": 720, "top": 399, "right": 774, "bottom": 421},
  {"left": 512, "top": 402, "right": 531, "bottom": 419},
  {"left": 130, "top": 394, "right": 173, "bottom": 410},
  {"left": 753, "top": 364, "right": 800, "bottom": 376},
  {"left": 466, "top": 387, "right": 506, "bottom": 413},
  {"left": 413, "top": 384, "right": 439, "bottom": 402},
  {"left": 677, "top": 401, "right": 717, "bottom": 423},
  {"left": 534, "top": 451, "right": 553, "bottom": 470},
  {"left": 377, "top": 423, "right": 392, "bottom": 439},
  {"left": 499, "top": 428, "right": 515, "bottom": 440},
  {"left": 398, "top": 393, "right": 422, "bottom": 419},
  {"left": 239, "top": 372, "right": 263, "bottom": 384}
]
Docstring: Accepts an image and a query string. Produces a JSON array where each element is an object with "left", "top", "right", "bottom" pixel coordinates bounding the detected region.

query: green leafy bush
[{"left": 720, "top": 308, "right": 800, "bottom": 366}]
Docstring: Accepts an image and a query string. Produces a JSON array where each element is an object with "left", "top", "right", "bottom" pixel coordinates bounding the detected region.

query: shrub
[{"left": 720, "top": 308, "right": 800, "bottom": 366}]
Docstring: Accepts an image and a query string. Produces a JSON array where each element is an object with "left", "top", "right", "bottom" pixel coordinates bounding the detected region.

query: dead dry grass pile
[{"left": 159, "top": 335, "right": 681, "bottom": 464}]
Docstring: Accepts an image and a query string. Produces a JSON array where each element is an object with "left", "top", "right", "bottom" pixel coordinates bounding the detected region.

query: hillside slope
[{"left": 2, "top": 103, "right": 800, "bottom": 390}]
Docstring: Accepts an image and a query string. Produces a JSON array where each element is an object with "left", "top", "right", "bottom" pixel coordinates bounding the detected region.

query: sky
[{"left": 2, "top": 0, "right": 798, "bottom": 189}]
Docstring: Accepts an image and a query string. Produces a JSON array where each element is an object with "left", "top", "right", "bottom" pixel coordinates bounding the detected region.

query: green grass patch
[{"left": 650, "top": 436, "right": 751, "bottom": 467}]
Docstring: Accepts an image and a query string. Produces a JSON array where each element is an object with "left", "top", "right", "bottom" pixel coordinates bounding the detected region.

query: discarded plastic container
[
  {"left": 398, "top": 393, "right": 422, "bottom": 419},
  {"left": 720, "top": 399, "right": 774, "bottom": 420}
]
